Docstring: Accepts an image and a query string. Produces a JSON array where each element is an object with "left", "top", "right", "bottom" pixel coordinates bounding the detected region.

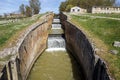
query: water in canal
[
  {"left": 27, "top": 50, "right": 82, "bottom": 80},
  {"left": 27, "top": 17, "right": 82, "bottom": 80}
]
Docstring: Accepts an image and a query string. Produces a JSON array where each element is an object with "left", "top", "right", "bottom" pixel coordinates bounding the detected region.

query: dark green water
[{"left": 27, "top": 51, "right": 82, "bottom": 80}]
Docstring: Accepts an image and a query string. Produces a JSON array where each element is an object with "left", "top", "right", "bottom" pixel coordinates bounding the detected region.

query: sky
[
  {"left": 0, "top": 0, "right": 65, "bottom": 15},
  {"left": 0, "top": 0, "right": 120, "bottom": 15}
]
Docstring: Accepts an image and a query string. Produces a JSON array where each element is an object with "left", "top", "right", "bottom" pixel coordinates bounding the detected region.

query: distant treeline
[{"left": 59, "top": 0, "right": 116, "bottom": 12}]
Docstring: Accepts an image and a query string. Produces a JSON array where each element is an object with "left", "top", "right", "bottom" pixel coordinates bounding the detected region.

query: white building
[
  {"left": 91, "top": 6, "right": 120, "bottom": 14},
  {"left": 70, "top": 6, "right": 87, "bottom": 13}
]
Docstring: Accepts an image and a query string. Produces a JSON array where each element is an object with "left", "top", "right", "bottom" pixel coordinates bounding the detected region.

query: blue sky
[
  {"left": 0, "top": 0, "right": 65, "bottom": 15},
  {"left": 0, "top": 0, "right": 120, "bottom": 15}
]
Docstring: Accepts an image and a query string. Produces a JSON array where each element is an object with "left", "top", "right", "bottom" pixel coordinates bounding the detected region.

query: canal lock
[{"left": 27, "top": 15, "right": 83, "bottom": 80}]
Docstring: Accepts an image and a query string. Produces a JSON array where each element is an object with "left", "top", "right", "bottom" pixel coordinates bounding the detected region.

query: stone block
[{"left": 113, "top": 41, "right": 120, "bottom": 47}]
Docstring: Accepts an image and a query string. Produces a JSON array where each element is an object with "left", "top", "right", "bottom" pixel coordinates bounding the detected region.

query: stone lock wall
[
  {"left": 0, "top": 13, "right": 54, "bottom": 80},
  {"left": 64, "top": 21, "right": 95, "bottom": 80},
  {"left": 18, "top": 13, "right": 53, "bottom": 80},
  {"left": 60, "top": 13, "right": 110, "bottom": 80},
  {"left": 18, "top": 22, "right": 49, "bottom": 80}
]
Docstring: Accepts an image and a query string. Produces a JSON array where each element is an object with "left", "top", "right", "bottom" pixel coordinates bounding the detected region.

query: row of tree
[
  {"left": 19, "top": 0, "right": 41, "bottom": 17},
  {"left": 59, "top": 0, "right": 116, "bottom": 12}
]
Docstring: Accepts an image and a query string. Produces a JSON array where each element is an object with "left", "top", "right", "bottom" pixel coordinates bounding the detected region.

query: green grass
[
  {"left": 0, "top": 14, "right": 42, "bottom": 50},
  {"left": 70, "top": 14, "right": 120, "bottom": 80},
  {"left": 85, "top": 13, "right": 120, "bottom": 18},
  {"left": 0, "top": 14, "right": 44, "bottom": 62}
]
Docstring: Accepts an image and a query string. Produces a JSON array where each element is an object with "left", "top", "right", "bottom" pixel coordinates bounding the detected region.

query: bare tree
[
  {"left": 25, "top": 6, "right": 32, "bottom": 17},
  {"left": 19, "top": 4, "right": 25, "bottom": 15},
  {"left": 29, "top": 0, "right": 41, "bottom": 14}
]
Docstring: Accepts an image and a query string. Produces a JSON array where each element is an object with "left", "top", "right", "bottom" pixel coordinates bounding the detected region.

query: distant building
[
  {"left": 70, "top": 6, "right": 87, "bottom": 13},
  {"left": 91, "top": 6, "right": 120, "bottom": 14}
]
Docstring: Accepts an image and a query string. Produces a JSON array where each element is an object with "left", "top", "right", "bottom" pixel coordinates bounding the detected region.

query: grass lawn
[
  {"left": 0, "top": 14, "right": 45, "bottom": 71},
  {"left": 69, "top": 14, "right": 120, "bottom": 80},
  {"left": 0, "top": 14, "right": 42, "bottom": 51}
]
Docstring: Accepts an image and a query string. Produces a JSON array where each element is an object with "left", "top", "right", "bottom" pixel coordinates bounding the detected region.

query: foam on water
[
  {"left": 47, "top": 18, "right": 65, "bottom": 51},
  {"left": 47, "top": 36, "right": 65, "bottom": 49},
  {"left": 46, "top": 48, "right": 66, "bottom": 51},
  {"left": 52, "top": 24, "right": 61, "bottom": 29}
]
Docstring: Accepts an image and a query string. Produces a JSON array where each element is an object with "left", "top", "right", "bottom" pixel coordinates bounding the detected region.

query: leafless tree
[{"left": 29, "top": 0, "right": 41, "bottom": 14}]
